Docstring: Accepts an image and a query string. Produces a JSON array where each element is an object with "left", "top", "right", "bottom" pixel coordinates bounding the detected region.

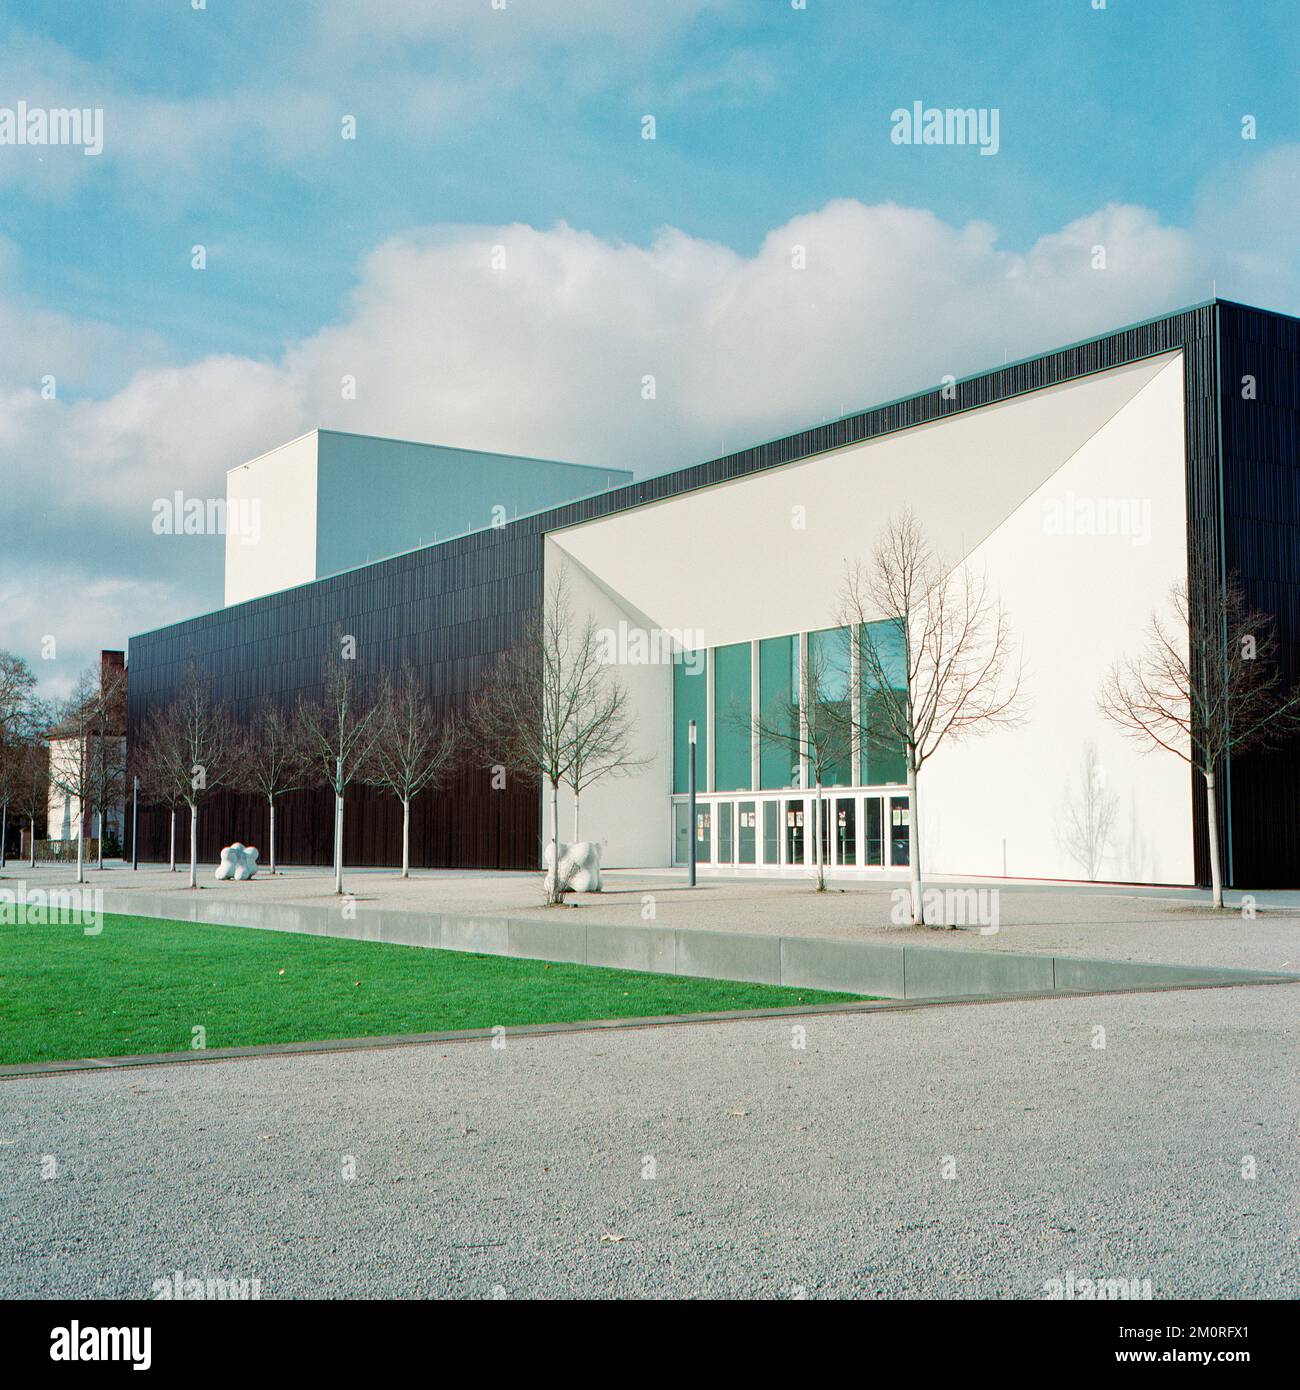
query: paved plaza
[{"left": 11, "top": 861, "right": 1300, "bottom": 973}]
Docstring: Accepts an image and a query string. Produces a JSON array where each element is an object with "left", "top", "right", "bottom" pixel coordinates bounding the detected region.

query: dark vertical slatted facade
[
  {"left": 1217, "top": 303, "right": 1300, "bottom": 887},
  {"left": 127, "top": 301, "right": 1297, "bottom": 881}
]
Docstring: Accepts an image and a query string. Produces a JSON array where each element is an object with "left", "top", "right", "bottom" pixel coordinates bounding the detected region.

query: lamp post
[
  {"left": 687, "top": 718, "right": 697, "bottom": 888},
  {"left": 131, "top": 776, "right": 139, "bottom": 870}
]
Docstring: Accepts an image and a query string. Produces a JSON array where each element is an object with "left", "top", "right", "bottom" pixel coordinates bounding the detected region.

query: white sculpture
[
  {"left": 215, "top": 843, "right": 261, "bottom": 881},
  {"left": 543, "top": 839, "right": 602, "bottom": 893}
]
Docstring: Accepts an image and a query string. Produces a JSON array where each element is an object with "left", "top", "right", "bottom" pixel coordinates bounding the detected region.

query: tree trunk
[
  {"left": 1205, "top": 769, "right": 1224, "bottom": 909},
  {"left": 907, "top": 758, "right": 924, "bottom": 925},
  {"left": 29, "top": 815, "right": 37, "bottom": 869},
  {"left": 334, "top": 789, "right": 344, "bottom": 895},
  {"left": 549, "top": 780, "right": 563, "bottom": 905},
  {"left": 76, "top": 825, "right": 84, "bottom": 884},
  {"left": 169, "top": 809, "right": 176, "bottom": 871},
  {"left": 268, "top": 798, "right": 276, "bottom": 874},
  {"left": 573, "top": 793, "right": 580, "bottom": 843},
  {"left": 1, "top": 801, "right": 7, "bottom": 870},
  {"left": 813, "top": 781, "right": 825, "bottom": 891},
  {"left": 189, "top": 804, "right": 198, "bottom": 889},
  {"left": 401, "top": 797, "right": 410, "bottom": 878},
  {"left": 96, "top": 810, "right": 104, "bottom": 870}
]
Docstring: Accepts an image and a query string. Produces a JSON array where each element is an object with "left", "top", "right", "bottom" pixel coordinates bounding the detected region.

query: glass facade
[
  {"left": 712, "top": 641, "right": 752, "bottom": 791},
  {"left": 807, "top": 626, "right": 853, "bottom": 786},
  {"left": 860, "top": 618, "right": 908, "bottom": 785},
  {"left": 758, "top": 634, "right": 799, "bottom": 790},
  {"left": 672, "top": 650, "right": 707, "bottom": 795},
  {"left": 675, "top": 619, "right": 912, "bottom": 806}
]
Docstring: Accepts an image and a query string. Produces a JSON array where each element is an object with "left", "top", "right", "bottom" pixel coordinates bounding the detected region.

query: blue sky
[
  {"left": 11, "top": 0, "right": 1297, "bottom": 377},
  {"left": 2, "top": 0, "right": 1298, "bottom": 692}
]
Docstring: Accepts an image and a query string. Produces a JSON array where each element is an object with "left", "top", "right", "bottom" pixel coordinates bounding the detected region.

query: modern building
[{"left": 127, "top": 301, "right": 1300, "bottom": 887}]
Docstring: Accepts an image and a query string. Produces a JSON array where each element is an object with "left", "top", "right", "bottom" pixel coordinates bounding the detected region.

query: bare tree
[
  {"left": 297, "top": 633, "right": 382, "bottom": 895},
  {"left": 565, "top": 657, "right": 648, "bottom": 842},
  {"left": 0, "top": 651, "right": 36, "bottom": 740},
  {"left": 1098, "top": 554, "right": 1300, "bottom": 908},
  {"left": 233, "top": 700, "right": 310, "bottom": 874},
  {"left": 148, "top": 667, "right": 235, "bottom": 888},
  {"left": 4, "top": 734, "right": 49, "bottom": 868},
  {"left": 471, "top": 567, "right": 638, "bottom": 905},
  {"left": 364, "top": 665, "right": 461, "bottom": 877},
  {"left": 841, "top": 509, "right": 1024, "bottom": 924},
  {"left": 0, "top": 655, "right": 39, "bottom": 870},
  {"left": 84, "top": 663, "right": 127, "bottom": 870},
  {"left": 47, "top": 668, "right": 104, "bottom": 884},
  {"left": 745, "top": 638, "right": 851, "bottom": 891},
  {"left": 1055, "top": 740, "right": 1119, "bottom": 880},
  {"left": 135, "top": 716, "right": 190, "bottom": 871}
]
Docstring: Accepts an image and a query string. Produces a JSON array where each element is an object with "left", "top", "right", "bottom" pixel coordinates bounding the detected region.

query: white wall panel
[
  {"left": 548, "top": 352, "right": 1193, "bottom": 881},
  {"left": 224, "top": 433, "right": 319, "bottom": 606}
]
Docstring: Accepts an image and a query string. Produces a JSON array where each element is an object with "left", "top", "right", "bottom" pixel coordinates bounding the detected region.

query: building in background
[
  {"left": 47, "top": 650, "right": 128, "bottom": 853},
  {"left": 127, "top": 301, "right": 1300, "bottom": 887}
]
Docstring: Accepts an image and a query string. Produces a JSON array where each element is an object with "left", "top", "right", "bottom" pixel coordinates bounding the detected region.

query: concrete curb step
[{"left": 70, "top": 887, "right": 1300, "bottom": 999}]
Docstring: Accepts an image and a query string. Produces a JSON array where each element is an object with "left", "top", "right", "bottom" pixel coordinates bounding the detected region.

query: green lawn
[{"left": 0, "top": 912, "right": 863, "bottom": 1065}]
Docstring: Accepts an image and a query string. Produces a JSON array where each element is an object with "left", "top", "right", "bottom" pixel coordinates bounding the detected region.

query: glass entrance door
[
  {"left": 673, "top": 802, "right": 690, "bottom": 865},
  {"left": 865, "top": 796, "right": 884, "bottom": 866},
  {"left": 835, "top": 797, "right": 856, "bottom": 867},
  {"left": 890, "top": 795, "right": 910, "bottom": 866},
  {"left": 763, "top": 801, "right": 780, "bottom": 864},
  {"left": 695, "top": 805, "right": 712, "bottom": 863},
  {"left": 785, "top": 800, "right": 805, "bottom": 865},
  {"left": 738, "top": 802, "right": 757, "bottom": 863}
]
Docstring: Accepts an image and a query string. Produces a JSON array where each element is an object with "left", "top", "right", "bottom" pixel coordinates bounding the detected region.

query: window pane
[
  {"left": 785, "top": 799, "right": 805, "bottom": 865},
  {"left": 713, "top": 642, "right": 752, "bottom": 791},
  {"left": 808, "top": 626, "right": 853, "bottom": 787},
  {"left": 763, "top": 800, "right": 780, "bottom": 863},
  {"left": 672, "top": 649, "right": 707, "bottom": 794},
  {"left": 836, "top": 797, "right": 856, "bottom": 867},
  {"left": 758, "top": 635, "right": 798, "bottom": 789},
  {"left": 738, "top": 801, "right": 756, "bottom": 863},
  {"left": 890, "top": 796, "right": 910, "bottom": 866},
  {"left": 695, "top": 804, "right": 712, "bottom": 863},
  {"left": 860, "top": 619, "right": 908, "bottom": 785},
  {"left": 865, "top": 796, "right": 883, "bottom": 866},
  {"left": 717, "top": 801, "right": 733, "bottom": 862}
]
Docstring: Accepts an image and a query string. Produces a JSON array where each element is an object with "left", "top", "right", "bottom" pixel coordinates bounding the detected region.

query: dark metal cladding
[
  {"left": 126, "top": 301, "right": 1300, "bottom": 885},
  {"left": 1216, "top": 302, "right": 1300, "bottom": 888}
]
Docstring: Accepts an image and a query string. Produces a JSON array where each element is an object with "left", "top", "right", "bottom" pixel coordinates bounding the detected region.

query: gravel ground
[
  {"left": 2, "top": 984, "right": 1296, "bottom": 1300},
  {"left": 11, "top": 863, "right": 1300, "bottom": 973}
]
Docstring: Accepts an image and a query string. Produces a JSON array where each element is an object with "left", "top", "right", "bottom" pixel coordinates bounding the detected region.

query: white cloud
[{"left": 4, "top": 153, "right": 1298, "bottom": 695}]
